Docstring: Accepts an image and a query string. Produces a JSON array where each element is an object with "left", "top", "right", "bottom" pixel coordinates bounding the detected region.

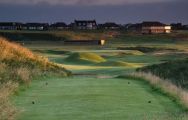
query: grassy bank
[
  {"left": 123, "top": 72, "right": 188, "bottom": 111},
  {"left": 137, "top": 59, "right": 188, "bottom": 89},
  {"left": 0, "top": 37, "right": 71, "bottom": 119}
]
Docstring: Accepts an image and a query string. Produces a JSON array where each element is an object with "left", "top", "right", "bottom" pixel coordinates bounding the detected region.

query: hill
[
  {"left": 97, "top": 61, "right": 142, "bottom": 68},
  {"left": 65, "top": 52, "right": 106, "bottom": 64},
  {"left": 137, "top": 58, "right": 188, "bottom": 89},
  {"left": 0, "top": 37, "right": 71, "bottom": 120}
]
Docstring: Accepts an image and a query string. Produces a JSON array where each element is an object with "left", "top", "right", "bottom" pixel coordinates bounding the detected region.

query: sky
[{"left": 0, "top": 0, "right": 187, "bottom": 24}]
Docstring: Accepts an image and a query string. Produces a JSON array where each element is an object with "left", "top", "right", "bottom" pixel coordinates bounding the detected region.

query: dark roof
[
  {"left": 68, "top": 23, "right": 75, "bottom": 27},
  {"left": 0, "top": 22, "right": 22, "bottom": 26},
  {"left": 75, "top": 20, "right": 96, "bottom": 23},
  {"left": 74, "top": 20, "right": 96, "bottom": 26},
  {"left": 50, "top": 22, "right": 67, "bottom": 27},
  {"left": 142, "top": 21, "right": 165, "bottom": 27},
  {"left": 100, "top": 22, "right": 120, "bottom": 27},
  {"left": 64, "top": 40, "right": 103, "bottom": 45},
  {"left": 127, "top": 23, "right": 142, "bottom": 28},
  {"left": 24, "top": 23, "right": 49, "bottom": 27}
]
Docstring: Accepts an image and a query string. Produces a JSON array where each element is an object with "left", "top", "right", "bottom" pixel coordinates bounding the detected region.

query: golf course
[{"left": 1, "top": 30, "right": 188, "bottom": 119}]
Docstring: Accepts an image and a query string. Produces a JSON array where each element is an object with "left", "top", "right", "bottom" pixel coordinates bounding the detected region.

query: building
[
  {"left": 170, "top": 23, "right": 183, "bottom": 30},
  {"left": 64, "top": 39, "right": 105, "bottom": 45},
  {"left": 141, "top": 21, "right": 171, "bottom": 34},
  {"left": 0, "top": 22, "right": 22, "bottom": 30},
  {"left": 22, "top": 23, "right": 49, "bottom": 30},
  {"left": 125, "top": 23, "right": 142, "bottom": 32},
  {"left": 74, "top": 20, "right": 97, "bottom": 30},
  {"left": 98, "top": 22, "right": 120, "bottom": 30},
  {"left": 183, "top": 25, "right": 188, "bottom": 30},
  {"left": 50, "top": 22, "right": 68, "bottom": 30}
]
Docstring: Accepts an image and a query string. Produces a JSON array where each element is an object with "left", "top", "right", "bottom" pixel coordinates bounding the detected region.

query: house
[
  {"left": 22, "top": 23, "right": 49, "bottom": 30},
  {"left": 50, "top": 22, "right": 68, "bottom": 30},
  {"left": 183, "top": 25, "right": 188, "bottom": 30},
  {"left": 64, "top": 39, "right": 105, "bottom": 45},
  {"left": 0, "top": 22, "right": 22, "bottom": 30},
  {"left": 125, "top": 23, "right": 142, "bottom": 32},
  {"left": 74, "top": 20, "right": 97, "bottom": 30},
  {"left": 67, "top": 23, "right": 75, "bottom": 30},
  {"left": 170, "top": 23, "right": 183, "bottom": 30},
  {"left": 141, "top": 21, "right": 171, "bottom": 34},
  {"left": 98, "top": 22, "right": 120, "bottom": 30}
]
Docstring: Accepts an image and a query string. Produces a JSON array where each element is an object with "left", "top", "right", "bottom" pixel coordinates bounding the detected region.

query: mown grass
[
  {"left": 123, "top": 72, "right": 188, "bottom": 111},
  {"left": 14, "top": 76, "right": 185, "bottom": 120},
  {"left": 97, "top": 61, "right": 143, "bottom": 68},
  {"left": 0, "top": 37, "right": 71, "bottom": 120}
]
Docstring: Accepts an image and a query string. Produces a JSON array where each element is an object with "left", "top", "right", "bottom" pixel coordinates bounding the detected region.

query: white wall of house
[{"left": 142, "top": 26, "right": 171, "bottom": 34}]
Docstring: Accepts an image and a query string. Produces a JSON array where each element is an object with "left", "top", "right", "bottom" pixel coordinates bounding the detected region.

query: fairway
[
  {"left": 14, "top": 76, "right": 183, "bottom": 120},
  {"left": 9, "top": 31, "right": 188, "bottom": 120}
]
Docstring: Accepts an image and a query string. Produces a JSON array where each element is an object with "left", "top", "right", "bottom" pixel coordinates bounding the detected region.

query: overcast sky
[
  {"left": 0, "top": 0, "right": 187, "bottom": 24},
  {"left": 0, "top": 0, "right": 178, "bottom": 5}
]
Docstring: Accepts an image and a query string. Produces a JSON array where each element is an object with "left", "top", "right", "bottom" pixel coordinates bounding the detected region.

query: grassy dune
[
  {"left": 0, "top": 37, "right": 70, "bottom": 119},
  {"left": 97, "top": 61, "right": 143, "bottom": 68},
  {"left": 65, "top": 52, "right": 106, "bottom": 64},
  {"left": 137, "top": 59, "right": 188, "bottom": 89}
]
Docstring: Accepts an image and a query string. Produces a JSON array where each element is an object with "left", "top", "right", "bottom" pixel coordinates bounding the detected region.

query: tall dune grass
[
  {"left": 129, "top": 72, "right": 188, "bottom": 109},
  {"left": 0, "top": 82, "right": 18, "bottom": 120},
  {"left": 0, "top": 37, "right": 71, "bottom": 119}
]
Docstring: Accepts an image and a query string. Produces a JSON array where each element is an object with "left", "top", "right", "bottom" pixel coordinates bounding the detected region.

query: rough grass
[
  {"left": 54, "top": 31, "right": 106, "bottom": 40},
  {"left": 117, "top": 46, "right": 178, "bottom": 53},
  {"left": 0, "top": 37, "right": 71, "bottom": 120},
  {"left": 137, "top": 58, "right": 188, "bottom": 89},
  {"left": 126, "top": 72, "right": 188, "bottom": 110},
  {"left": 0, "top": 37, "right": 71, "bottom": 84},
  {"left": 0, "top": 82, "right": 18, "bottom": 120}
]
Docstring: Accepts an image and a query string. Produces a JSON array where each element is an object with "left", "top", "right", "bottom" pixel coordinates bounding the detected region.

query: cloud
[{"left": 0, "top": 0, "right": 178, "bottom": 5}]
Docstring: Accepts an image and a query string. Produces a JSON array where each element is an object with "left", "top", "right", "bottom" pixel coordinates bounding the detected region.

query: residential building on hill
[
  {"left": 74, "top": 20, "right": 97, "bottom": 30},
  {"left": 141, "top": 21, "right": 171, "bottom": 34},
  {"left": 22, "top": 23, "right": 49, "bottom": 30},
  {"left": 0, "top": 22, "right": 22, "bottom": 30},
  {"left": 50, "top": 22, "right": 68, "bottom": 30},
  {"left": 98, "top": 22, "right": 120, "bottom": 30}
]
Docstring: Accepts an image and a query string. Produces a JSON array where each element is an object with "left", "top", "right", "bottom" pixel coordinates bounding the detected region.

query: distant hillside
[
  {"left": 0, "top": 31, "right": 64, "bottom": 41},
  {"left": 0, "top": 31, "right": 106, "bottom": 41},
  {"left": 137, "top": 58, "right": 188, "bottom": 89}
]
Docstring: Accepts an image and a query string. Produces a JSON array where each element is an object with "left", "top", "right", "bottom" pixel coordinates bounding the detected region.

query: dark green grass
[
  {"left": 137, "top": 58, "right": 188, "bottom": 89},
  {"left": 117, "top": 46, "right": 178, "bottom": 53},
  {"left": 13, "top": 76, "right": 184, "bottom": 120}
]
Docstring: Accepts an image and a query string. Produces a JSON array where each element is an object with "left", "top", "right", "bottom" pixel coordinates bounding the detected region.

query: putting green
[{"left": 14, "top": 76, "right": 183, "bottom": 120}]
